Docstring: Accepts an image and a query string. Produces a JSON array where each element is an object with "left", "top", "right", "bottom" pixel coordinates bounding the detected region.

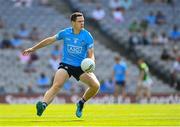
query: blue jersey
[
  {"left": 55, "top": 27, "right": 94, "bottom": 66},
  {"left": 113, "top": 61, "right": 127, "bottom": 81}
]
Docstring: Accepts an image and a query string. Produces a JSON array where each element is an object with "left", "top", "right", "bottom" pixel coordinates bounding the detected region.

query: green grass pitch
[{"left": 0, "top": 104, "right": 180, "bottom": 126}]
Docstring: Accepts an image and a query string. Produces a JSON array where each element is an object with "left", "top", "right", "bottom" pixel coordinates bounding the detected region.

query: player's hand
[{"left": 22, "top": 48, "right": 35, "bottom": 56}]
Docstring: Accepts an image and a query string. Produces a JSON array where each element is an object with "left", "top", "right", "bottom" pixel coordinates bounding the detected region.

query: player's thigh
[
  {"left": 144, "top": 87, "right": 151, "bottom": 96},
  {"left": 119, "top": 81, "right": 126, "bottom": 92},
  {"left": 136, "top": 85, "right": 141, "bottom": 93},
  {"left": 138, "top": 86, "right": 144, "bottom": 95},
  {"left": 80, "top": 72, "right": 100, "bottom": 88},
  {"left": 53, "top": 69, "right": 69, "bottom": 87},
  {"left": 114, "top": 84, "right": 121, "bottom": 93}
]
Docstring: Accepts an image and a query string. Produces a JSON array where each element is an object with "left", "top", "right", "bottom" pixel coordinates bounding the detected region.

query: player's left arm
[
  {"left": 87, "top": 48, "right": 95, "bottom": 62},
  {"left": 86, "top": 31, "right": 95, "bottom": 62}
]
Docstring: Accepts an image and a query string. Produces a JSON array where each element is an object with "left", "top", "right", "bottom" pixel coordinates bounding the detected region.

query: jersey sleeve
[
  {"left": 113, "top": 64, "right": 116, "bottom": 71},
  {"left": 55, "top": 30, "right": 65, "bottom": 40},
  {"left": 123, "top": 62, "right": 127, "bottom": 71},
  {"left": 86, "top": 32, "right": 94, "bottom": 49}
]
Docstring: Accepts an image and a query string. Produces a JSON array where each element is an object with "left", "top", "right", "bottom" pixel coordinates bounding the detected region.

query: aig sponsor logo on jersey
[{"left": 67, "top": 44, "right": 82, "bottom": 54}]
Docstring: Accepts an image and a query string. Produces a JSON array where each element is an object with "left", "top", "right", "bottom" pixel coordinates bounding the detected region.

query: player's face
[
  {"left": 74, "top": 16, "right": 84, "bottom": 30},
  {"left": 114, "top": 56, "right": 120, "bottom": 63}
]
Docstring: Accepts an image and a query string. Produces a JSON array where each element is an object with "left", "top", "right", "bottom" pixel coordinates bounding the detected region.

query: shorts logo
[{"left": 67, "top": 44, "right": 82, "bottom": 54}]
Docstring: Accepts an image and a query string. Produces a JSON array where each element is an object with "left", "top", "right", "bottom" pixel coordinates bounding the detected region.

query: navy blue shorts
[
  {"left": 115, "top": 80, "right": 126, "bottom": 86},
  {"left": 58, "top": 62, "right": 84, "bottom": 81}
]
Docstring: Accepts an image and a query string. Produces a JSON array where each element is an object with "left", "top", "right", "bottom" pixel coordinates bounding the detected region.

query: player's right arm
[{"left": 22, "top": 35, "right": 56, "bottom": 56}]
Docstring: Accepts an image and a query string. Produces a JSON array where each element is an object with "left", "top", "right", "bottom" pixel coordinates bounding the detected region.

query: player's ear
[{"left": 71, "top": 21, "right": 75, "bottom": 26}]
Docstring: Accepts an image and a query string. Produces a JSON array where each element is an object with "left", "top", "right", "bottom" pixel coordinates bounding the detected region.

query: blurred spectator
[
  {"left": 170, "top": 59, "right": 180, "bottom": 88},
  {"left": 161, "top": 48, "right": 171, "bottom": 60},
  {"left": 0, "top": 32, "right": 12, "bottom": 49},
  {"left": 170, "top": 46, "right": 179, "bottom": 60},
  {"left": 11, "top": 34, "right": 23, "bottom": 49},
  {"left": 49, "top": 55, "right": 59, "bottom": 71},
  {"left": 128, "top": 30, "right": 142, "bottom": 46},
  {"left": 136, "top": 59, "right": 153, "bottom": 103},
  {"left": 112, "top": 8, "right": 124, "bottom": 23},
  {"left": 100, "top": 79, "right": 114, "bottom": 94},
  {"left": 17, "top": 50, "right": 30, "bottom": 64},
  {"left": 27, "top": 84, "right": 34, "bottom": 94},
  {"left": 120, "top": 0, "right": 132, "bottom": 10},
  {"left": 16, "top": 23, "right": 30, "bottom": 39},
  {"left": 51, "top": 45, "right": 62, "bottom": 58},
  {"left": 150, "top": 32, "right": 159, "bottom": 45},
  {"left": 0, "top": 17, "right": 5, "bottom": 29},
  {"left": 140, "top": 19, "right": 148, "bottom": 31},
  {"left": 112, "top": 55, "right": 127, "bottom": 103},
  {"left": 39, "top": 0, "right": 51, "bottom": 6},
  {"left": 24, "top": 60, "right": 36, "bottom": 73},
  {"left": 109, "top": 0, "right": 121, "bottom": 10},
  {"left": 92, "top": 5, "right": 105, "bottom": 21},
  {"left": 30, "top": 52, "right": 39, "bottom": 62},
  {"left": 18, "top": 49, "right": 38, "bottom": 67},
  {"left": 37, "top": 73, "right": 50, "bottom": 88},
  {"left": 169, "top": 25, "right": 180, "bottom": 42},
  {"left": 155, "top": 10, "right": 166, "bottom": 25},
  {"left": 157, "top": 32, "right": 169, "bottom": 44},
  {"left": 29, "top": 27, "right": 40, "bottom": 41},
  {"left": 12, "top": 0, "right": 33, "bottom": 7},
  {"left": 18, "top": 86, "right": 24, "bottom": 94},
  {"left": 141, "top": 31, "right": 150, "bottom": 45},
  {"left": 63, "top": 81, "right": 74, "bottom": 95},
  {"left": 128, "top": 20, "right": 140, "bottom": 32},
  {"left": 145, "top": 11, "right": 156, "bottom": 26}
]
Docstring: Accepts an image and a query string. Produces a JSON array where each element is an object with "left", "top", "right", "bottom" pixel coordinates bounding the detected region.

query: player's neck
[{"left": 73, "top": 28, "right": 81, "bottom": 34}]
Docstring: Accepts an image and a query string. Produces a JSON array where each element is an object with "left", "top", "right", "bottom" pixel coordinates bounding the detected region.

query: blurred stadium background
[{"left": 0, "top": 0, "right": 180, "bottom": 104}]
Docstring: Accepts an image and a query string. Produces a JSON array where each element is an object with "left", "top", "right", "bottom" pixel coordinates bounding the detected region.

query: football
[{"left": 81, "top": 58, "right": 95, "bottom": 73}]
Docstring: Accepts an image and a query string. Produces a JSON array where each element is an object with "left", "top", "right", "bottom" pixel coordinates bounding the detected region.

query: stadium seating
[
  {"left": 67, "top": 0, "right": 180, "bottom": 90},
  {"left": 0, "top": 0, "right": 177, "bottom": 94}
]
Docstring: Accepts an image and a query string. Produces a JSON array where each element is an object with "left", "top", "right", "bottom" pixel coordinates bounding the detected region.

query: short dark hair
[
  {"left": 114, "top": 55, "right": 121, "bottom": 62},
  {"left": 70, "top": 12, "right": 83, "bottom": 22}
]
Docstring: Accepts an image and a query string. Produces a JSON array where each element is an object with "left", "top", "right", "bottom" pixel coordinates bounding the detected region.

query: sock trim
[{"left": 42, "top": 102, "right": 48, "bottom": 108}]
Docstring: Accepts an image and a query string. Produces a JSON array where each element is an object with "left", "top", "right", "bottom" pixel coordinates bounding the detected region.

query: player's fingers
[
  {"left": 22, "top": 51, "right": 25, "bottom": 55},
  {"left": 22, "top": 51, "right": 27, "bottom": 56},
  {"left": 22, "top": 50, "right": 30, "bottom": 56}
]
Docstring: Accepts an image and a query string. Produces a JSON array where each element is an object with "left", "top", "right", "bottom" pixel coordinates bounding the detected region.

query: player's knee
[{"left": 92, "top": 81, "right": 100, "bottom": 91}]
